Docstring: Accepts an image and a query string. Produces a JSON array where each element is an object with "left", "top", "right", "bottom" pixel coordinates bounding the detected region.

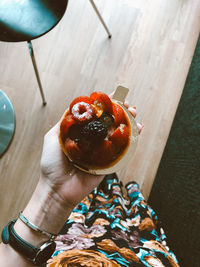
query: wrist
[{"left": 14, "top": 177, "right": 73, "bottom": 247}]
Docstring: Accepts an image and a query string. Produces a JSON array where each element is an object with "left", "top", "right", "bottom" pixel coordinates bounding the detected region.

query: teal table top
[{"left": 0, "top": 90, "right": 15, "bottom": 156}]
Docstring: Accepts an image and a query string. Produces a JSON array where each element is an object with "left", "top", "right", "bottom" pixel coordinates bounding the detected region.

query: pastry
[{"left": 59, "top": 91, "right": 131, "bottom": 171}]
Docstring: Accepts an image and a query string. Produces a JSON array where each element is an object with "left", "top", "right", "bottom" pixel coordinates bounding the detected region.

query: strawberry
[
  {"left": 90, "top": 91, "right": 113, "bottom": 114},
  {"left": 109, "top": 124, "right": 129, "bottom": 148},
  {"left": 69, "top": 96, "right": 92, "bottom": 113},
  {"left": 92, "top": 140, "right": 116, "bottom": 166},
  {"left": 60, "top": 114, "right": 76, "bottom": 140},
  {"left": 65, "top": 139, "right": 84, "bottom": 161},
  {"left": 112, "top": 103, "right": 127, "bottom": 126}
]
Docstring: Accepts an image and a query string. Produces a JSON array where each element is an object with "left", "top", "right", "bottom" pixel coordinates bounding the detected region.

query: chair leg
[
  {"left": 89, "top": 0, "right": 112, "bottom": 38},
  {"left": 27, "top": 41, "right": 47, "bottom": 105}
]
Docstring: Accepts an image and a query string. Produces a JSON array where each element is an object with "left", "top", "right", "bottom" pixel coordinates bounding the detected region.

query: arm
[
  {"left": 0, "top": 122, "right": 105, "bottom": 266},
  {"left": 0, "top": 177, "right": 74, "bottom": 267},
  {"left": 0, "top": 105, "right": 141, "bottom": 267}
]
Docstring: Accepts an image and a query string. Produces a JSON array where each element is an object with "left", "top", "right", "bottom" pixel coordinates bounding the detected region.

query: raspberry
[
  {"left": 81, "top": 120, "right": 108, "bottom": 142},
  {"left": 69, "top": 96, "right": 92, "bottom": 113},
  {"left": 71, "top": 102, "right": 95, "bottom": 123}
]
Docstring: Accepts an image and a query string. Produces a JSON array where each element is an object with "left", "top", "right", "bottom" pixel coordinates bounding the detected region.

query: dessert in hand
[{"left": 59, "top": 91, "right": 131, "bottom": 169}]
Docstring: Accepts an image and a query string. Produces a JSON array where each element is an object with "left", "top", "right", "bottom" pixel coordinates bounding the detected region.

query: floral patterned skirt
[{"left": 47, "top": 173, "right": 179, "bottom": 266}]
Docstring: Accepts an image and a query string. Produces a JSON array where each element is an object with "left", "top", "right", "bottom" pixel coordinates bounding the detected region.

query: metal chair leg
[
  {"left": 27, "top": 41, "right": 47, "bottom": 105},
  {"left": 89, "top": 0, "right": 112, "bottom": 38}
]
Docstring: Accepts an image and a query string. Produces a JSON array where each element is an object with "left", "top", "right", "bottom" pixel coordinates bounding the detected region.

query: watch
[{"left": 1, "top": 220, "right": 56, "bottom": 265}]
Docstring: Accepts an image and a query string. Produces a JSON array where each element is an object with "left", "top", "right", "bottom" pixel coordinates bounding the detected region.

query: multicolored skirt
[{"left": 47, "top": 173, "right": 179, "bottom": 266}]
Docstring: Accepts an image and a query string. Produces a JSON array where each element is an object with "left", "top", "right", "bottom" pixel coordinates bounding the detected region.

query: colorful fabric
[{"left": 47, "top": 174, "right": 179, "bottom": 266}]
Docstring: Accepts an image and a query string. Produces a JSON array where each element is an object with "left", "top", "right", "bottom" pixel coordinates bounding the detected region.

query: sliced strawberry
[
  {"left": 112, "top": 103, "right": 127, "bottom": 126},
  {"left": 69, "top": 96, "right": 92, "bottom": 113},
  {"left": 60, "top": 114, "right": 76, "bottom": 141},
  {"left": 90, "top": 91, "right": 113, "bottom": 114},
  {"left": 92, "top": 140, "right": 116, "bottom": 166},
  {"left": 109, "top": 124, "right": 129, "bottom": 148},
  {"left": 65, "top": 139, "right": 84, "bottom": 161}
]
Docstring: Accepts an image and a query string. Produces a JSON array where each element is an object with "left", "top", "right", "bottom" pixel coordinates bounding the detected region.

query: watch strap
[
  {"left": 1, "top": 220, "right": 56, "bottom": 265},
  {"left": 2, "top": 220, "right": 38, "bottom": 260}
]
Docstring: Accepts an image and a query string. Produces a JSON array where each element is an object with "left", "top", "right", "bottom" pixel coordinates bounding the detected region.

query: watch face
[{"left": 35, "top": 241, "right": 56, "bottom": 265}]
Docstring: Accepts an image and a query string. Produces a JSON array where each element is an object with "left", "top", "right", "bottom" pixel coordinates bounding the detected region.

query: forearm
[
  {"left": 0, "top": 243, "right": 34, "bottom": 267},
  {"left": 0, "top": 177, "right": 74, "bottom": 267}
]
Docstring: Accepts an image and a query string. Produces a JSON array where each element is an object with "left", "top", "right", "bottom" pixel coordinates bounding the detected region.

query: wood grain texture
[{"left": 0, "top": 0, "right": 200, "bottom": 233}]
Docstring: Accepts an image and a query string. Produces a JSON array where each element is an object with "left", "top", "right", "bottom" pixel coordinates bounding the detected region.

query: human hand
[
  {"left": 13, "top": 94, "right": 143, "bottom": 248},
  {"left": 40, "top": 98, "right": 143, "bottom": 209},
  {"left": 40, "top": 122, "right": 105, "bottom": 208}
]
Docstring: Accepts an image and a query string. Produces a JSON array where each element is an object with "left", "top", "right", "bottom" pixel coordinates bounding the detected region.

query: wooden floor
[{"left": 0, "top": 0, "right": 200, "bottom": 233}]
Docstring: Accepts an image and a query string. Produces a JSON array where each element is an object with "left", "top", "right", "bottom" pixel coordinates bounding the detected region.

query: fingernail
[
  {"left": 128, "top": 107, "right": 135, "bottom": 112},
  {"left": 124, "top": 101, "right": 129, "bottom": 108},
  {"left": 128, "top": 107, "right": 137, "bottom": 117},
  {"left": 137, "top": 122, "right": 144, "bottom": 133}
]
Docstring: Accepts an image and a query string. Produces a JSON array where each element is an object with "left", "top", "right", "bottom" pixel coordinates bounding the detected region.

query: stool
[
  {"left": 0, "top": 90, "right": 15, "bottom": 156},
  {"left": 0, "top": 0, "right": 69, "bottom": 157},
  {"left": 0, "top": 0, "right": 111, "bottom": 156},
  {"left": 0, "top": 0, "right": 69, "bottom": 105},
  {"left": 0, "top": 0, "right": 111, "bottom": 105},
  {"left": 89, "top": 0, "right": 112, "bottom": 38}
]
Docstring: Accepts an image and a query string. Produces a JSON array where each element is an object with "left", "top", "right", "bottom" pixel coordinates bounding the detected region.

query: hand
[
  {"left": 40, "top": 122, "right": 105, "bottom": 208},
  {"left": 0, "top": 100, "right": 143, "bottom": 267},
  {"left": 11, "top": 94, "right": 143, "bottom": 254},
  {"left": 40, "top": 100, "right": 143, "bottom": 209}
]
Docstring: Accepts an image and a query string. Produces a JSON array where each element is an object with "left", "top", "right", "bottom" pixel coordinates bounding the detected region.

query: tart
[{"left": 59, "top": 91, "right": 132, "bottom": 171}]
